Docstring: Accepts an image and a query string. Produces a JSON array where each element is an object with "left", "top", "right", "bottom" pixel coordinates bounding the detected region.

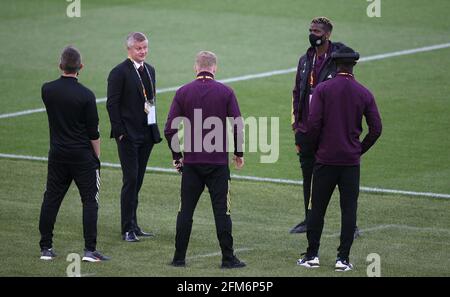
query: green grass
[
  {"left": 1, "top": 159, "right": 449, "bottom": 277},
  {"left": 0, "top": 0, "right": 449, "bottom": 277}
]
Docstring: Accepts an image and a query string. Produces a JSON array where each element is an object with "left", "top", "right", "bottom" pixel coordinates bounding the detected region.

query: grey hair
[{"left": 126, "top": 32, "right": 148, "bottom": 48}]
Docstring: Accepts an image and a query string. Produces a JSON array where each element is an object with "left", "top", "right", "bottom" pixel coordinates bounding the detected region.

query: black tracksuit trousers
[
  {"left": 296, "top": 132, "right": 315, "bottom": 220},
  {"left": 174, "top": 164, "right": 234, "bottom": 261},
  {"left": 39, "top": 158, "right": 100, "bottom": 251},
  {"left": 306, "top": 164, "right": 360, "bottom": 260}
]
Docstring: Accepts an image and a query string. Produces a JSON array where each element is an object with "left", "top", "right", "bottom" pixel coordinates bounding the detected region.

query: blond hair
[
  {"left": 195, "top": 51, "right": 217, "bottom": 69},
  {"left": 311, "top": 16, "right": 333, "bottom": 32}
]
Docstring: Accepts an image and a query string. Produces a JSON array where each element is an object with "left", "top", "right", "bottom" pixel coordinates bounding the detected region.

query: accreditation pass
[{"left": 145, "top": 101, "right": 156, "bottom": 125}]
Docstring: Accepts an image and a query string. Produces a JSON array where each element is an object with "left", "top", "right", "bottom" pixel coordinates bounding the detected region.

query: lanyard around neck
[
  {"left": 129, "top": 58, "right": 155, "bottom": 104},
  {"left": 309, "top": 52, "right": 327, "bottom": 88}
]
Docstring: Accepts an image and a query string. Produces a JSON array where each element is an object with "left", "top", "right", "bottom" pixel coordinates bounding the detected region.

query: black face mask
[{"left": 309, "top": 33, "right": 325, "bottom": 47}]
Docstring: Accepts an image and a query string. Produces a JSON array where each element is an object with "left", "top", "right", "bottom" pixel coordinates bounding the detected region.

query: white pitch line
[
  {"left": 358, "top": 43, "right": 450, "bottom": 63},
  {"left": 1, "top": 152, "right": 450, "bottom": 200},
  {"left": 323, "top": 224, "right": 450, "bottom": 238},
  {"left": 0, "top": 107, "right": 47, "bottom": 119},
  {"left": 187, "top": 248, "right": 253, "bottom": 260},
  {"left": 1, "top": 42, "right": 450, "bottom": 120}
]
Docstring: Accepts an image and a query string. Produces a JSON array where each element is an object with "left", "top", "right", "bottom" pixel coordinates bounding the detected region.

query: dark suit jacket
[{"left": 106, "top": 59, "right": 162, "bottom": 143}]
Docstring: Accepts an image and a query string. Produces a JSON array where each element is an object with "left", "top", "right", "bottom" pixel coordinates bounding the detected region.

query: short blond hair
[
  {"left": 311, "top": 16, "right": 333, "bottom": 32},
  {"left": 195, "top": 51, "right": 217, "bottom": 69}
]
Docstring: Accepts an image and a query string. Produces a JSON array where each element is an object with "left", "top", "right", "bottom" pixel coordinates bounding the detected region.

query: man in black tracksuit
[
  {"left": 38, "top": 46, "right": 109, "bottom": 262},
  {"left": 290, "top": 17, "right": 359, "bottom": 237}
]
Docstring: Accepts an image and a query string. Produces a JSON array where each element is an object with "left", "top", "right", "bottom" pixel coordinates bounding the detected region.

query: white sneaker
[
  {"left": 335, "top": 259, "right": 353, "bottom": 272},
  {"left": 297, "top": 256, "right": 320, "bottom": 268}
]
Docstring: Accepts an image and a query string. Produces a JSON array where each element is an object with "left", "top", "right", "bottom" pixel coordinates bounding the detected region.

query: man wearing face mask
[{"left": 290, "top": 17, "right": 360, "bottom": 238}]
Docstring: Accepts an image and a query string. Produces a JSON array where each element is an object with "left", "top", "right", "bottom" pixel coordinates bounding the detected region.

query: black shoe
[
  {"left": 122, "top": 231, "right": 139, "bottom": 242},
  {"left": 170, "top": 259, "right": 186, "bottom": 267},
  {"left": 290, "top": 221, "right": 307, "bottom": 234},
  {"left": 135, "top": 229, "right": 154, "bottom": 237},
  {"left": 354, "top": 226, "right": 361, "bottom": 239},
  {"left": 221, "top": 256, "right": 246, "bottom": 269},
  {"left": 82, "top": 250, "right": 111, "bottom": 262},
  {"left": 40, "top": 248, "right": 57, "bottom": 261}
]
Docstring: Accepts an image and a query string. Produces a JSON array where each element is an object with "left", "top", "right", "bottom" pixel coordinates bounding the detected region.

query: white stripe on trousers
[{"left": 95, "top": 169, "right": 100, "bottom": 203}]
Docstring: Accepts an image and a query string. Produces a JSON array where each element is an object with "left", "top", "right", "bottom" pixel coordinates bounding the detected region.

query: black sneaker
[
  {"left": 221, "top": 256, "right": 246, "bottom": 269},
  {"left": 82, "top": 250, "right": 111, "bottom": 262},
  {"left": 290, "top": 221, "right": 307, "bottom": 234},
  {"left": 170, "top": 259, "right": 186, "bottom": 267},
  {"left": 40, "top": 248, "right": 57, "bottom": 261},
  {"left": 335, "top": 257, "right": 353, "bottom": 272},
  {"left": 122, "top": 231, "right": 139, "bottom": 242}
]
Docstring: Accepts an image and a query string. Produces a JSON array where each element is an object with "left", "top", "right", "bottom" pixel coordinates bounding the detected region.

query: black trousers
[
  {"left": 306, "top": 164, "right": 360, "bottom": 260},
  {"left": 174, "top": 164, "right": 234, "bottom": 261},
  {"left": 39, "top": 158, "right": 100, "bottom": 251},
  {"left": 296, "top": 132, "right": 315, "bottom": 220},
  {"left": 116, "top": 135, "right": 154, "bottom": 234}
]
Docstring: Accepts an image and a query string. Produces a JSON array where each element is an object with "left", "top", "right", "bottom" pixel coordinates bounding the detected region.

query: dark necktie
[{"left": 138, "top": 65, "right": 144, "bottom": 73}]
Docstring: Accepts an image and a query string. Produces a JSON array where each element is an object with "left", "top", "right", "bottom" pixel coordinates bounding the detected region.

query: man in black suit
[{"left": 107, "top": 32, "right": 162, "bottom": 242}]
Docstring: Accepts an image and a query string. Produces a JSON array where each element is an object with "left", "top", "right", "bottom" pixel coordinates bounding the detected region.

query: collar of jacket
[
  {"left": 196, "top": 71, "right": 214, "bottom": 79},
  {"left": 126, "top": 58, "right": 147, "bottom": 68}
]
